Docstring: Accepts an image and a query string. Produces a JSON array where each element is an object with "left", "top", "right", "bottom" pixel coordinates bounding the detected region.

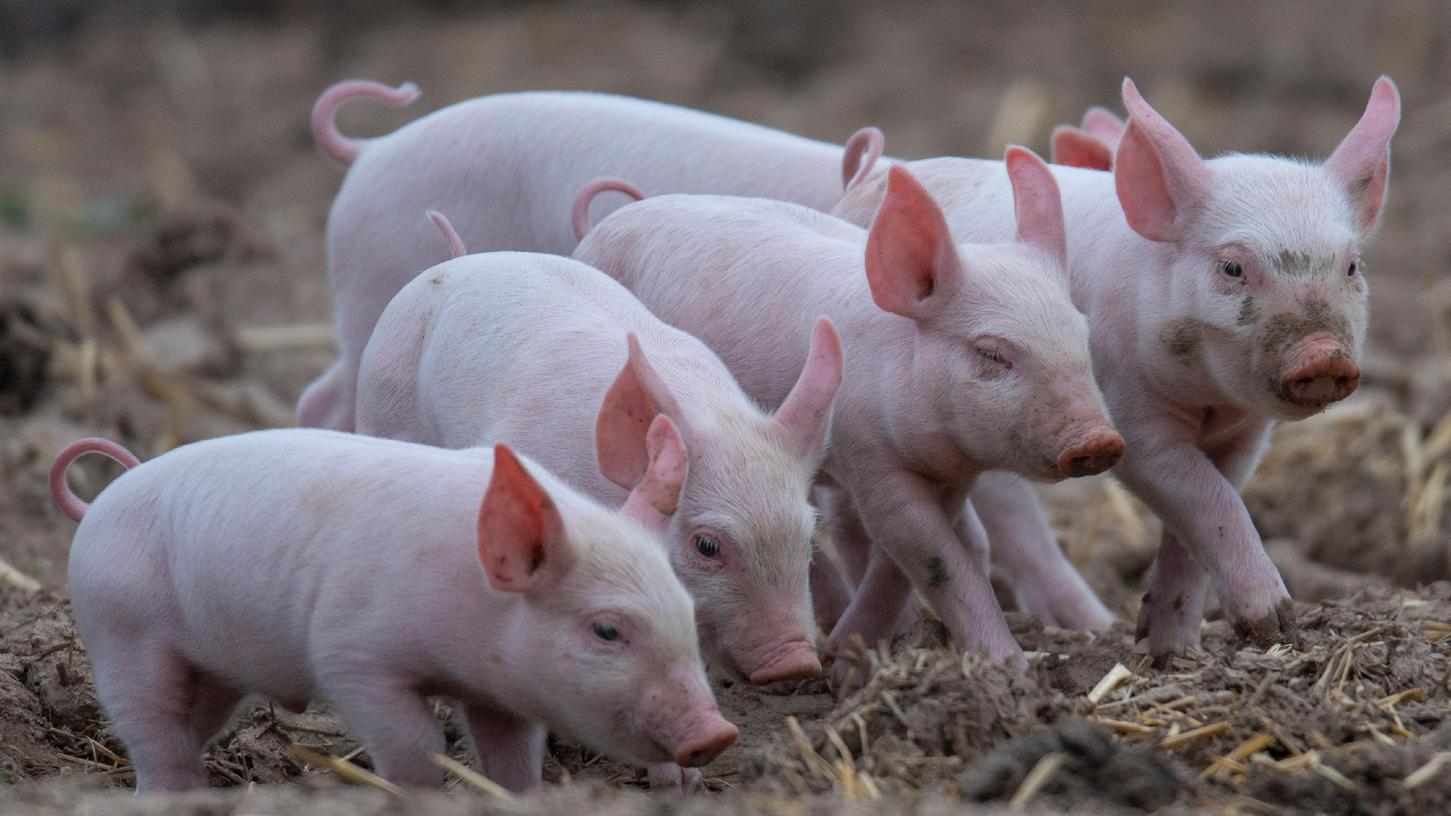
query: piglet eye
[
  {"left": 976, "top": 347, "right": 1012, "bottom": 369},
  {"left": 593, "top": 623, "right": 619, "bottom": 642},
  {"left": 694, "top": 535, "right": 721, "bottom": 558},
  {"left": 1219, "top": 261, "right": 1243, "bottom": 279},
  {"left": 1347, "top": 261, "right": 1359, "bottom": 277}
]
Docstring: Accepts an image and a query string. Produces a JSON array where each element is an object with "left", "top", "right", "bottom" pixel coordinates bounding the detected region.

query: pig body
[
  {"left": 305, "top": 81, "right": 1109, "bottom": 633},
  {"left": 55, "top": 430, "right": 733, "bottom": 792},
  {"left": 832, "top": 78, "right": 1400, "bottom": 659},
  {"left": 302, "top": 86, "right": 855, "bottom": 434},
  {"left": 354, "top": 248, "right": 839, "bottom": 686},
  {"left": 575, "top": 155, "right": 1124, "bottom": 669}
]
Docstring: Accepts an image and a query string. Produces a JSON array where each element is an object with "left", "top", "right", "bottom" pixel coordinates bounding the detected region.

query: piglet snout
[
  {"left": 747, "top": 638, "right": 822, "bottom": 685},
  {"left": 1057, "top": 428, "right": 1125, "bottom": 478},
  {"left": 1279, "top": 333, "right": 1359, "bottom": 408},
  {"left": 673, "top": 711, "right": 739, "bottom": 767}
]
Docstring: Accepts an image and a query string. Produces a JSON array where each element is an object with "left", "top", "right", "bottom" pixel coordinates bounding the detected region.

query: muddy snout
[
  {"left": 1057, "top": 427, "right": 1126, "bottom": 478},
  {"left": 1278, "top": 332, "right": 1359, "bottom": 409}
]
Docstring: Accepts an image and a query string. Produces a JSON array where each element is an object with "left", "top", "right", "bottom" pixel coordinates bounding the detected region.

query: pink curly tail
[
  {"left": 841, "top": 126, "right": 885, "bottom": 191},
  {"left": 312, "top": 80, "right": 421, "bottom": 167},
  {"left": 50, "top": 438, "right": 141, "bottom": 523},
  {"left": 572, "top": 177, "right": 646, "bottom": 242},
  {"left": 427, "top": 210, "right": 468, "bottom": 259}
]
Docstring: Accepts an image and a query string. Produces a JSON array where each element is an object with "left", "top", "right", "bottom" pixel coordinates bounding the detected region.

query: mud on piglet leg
[
  {"left": 1117, "top": 420, "right": 1292, "bottom": 663},
  {"left": 826, "top": 468, "right": 1025, "bottom": 691}
]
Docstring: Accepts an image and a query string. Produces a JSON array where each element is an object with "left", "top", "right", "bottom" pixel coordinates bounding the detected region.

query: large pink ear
[
  {"left": 1080, "top": 106, "right": 1126, "bottom": 149},
  {"left": 864, "top": 166, "right": 963, "bottom": 319},
  {"left": 477, "top": 445, "right": 572, "bottom": 594},
  {"left": 1324, "top": 76, "right": 1400, "bottom": 234},
  {"left": 596, "top": 334, "right": 686, "bottom": 490},
  {"left": 773, "top": 317, "right": 843, "bottom": 461},
  {"left": 621, "top": 415, "right": 689, "bottom": 532},
  {"left": 1114, "top": 78, "right": 1211, "bottom": 243},
  {"left": 1051, "top": 126, "right": 1114, "bottom": 171},
  {"left": 1005, "top": 146, "right": 1067, "bottom": 264}
]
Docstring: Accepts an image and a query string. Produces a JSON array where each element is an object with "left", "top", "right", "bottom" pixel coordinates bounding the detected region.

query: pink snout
[
  {"left": 1279, "top": 333, "right": 1359, "bottom": 408},
  {"left": 673, "top": 711, "right": 739, "bottom": 768},
  {"left": 1057, "top": 428, "right": 1126, "bottom": 478},
  {"left": 747, "top": 639, "right": 822, "bottom": 685}
]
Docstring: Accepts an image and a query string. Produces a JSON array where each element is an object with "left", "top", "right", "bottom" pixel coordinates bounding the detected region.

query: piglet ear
[
  {"left": 1080, "top": 106, "right": 1126, "bottom": 149},
  {"left": 1051, "top": 126, "right": 1114, "bottom": 171},
  {"left": 772, "top": 318, "right": 843, "bottom": 462},
  {"left": 1005, "top": 146, "right": 1067, "bottom": 265},
  {"left": 477, "top": 445, "right": 572, "bottom": 594},
  {"left": 1324, "top": 76, "right": 1400, "bottom": 234},
  {"left": 621, "top": 415, "right": 689, "bottom": 532},
  {"left": 864, "top": 166, "right": 963, "bottom": 320},
  {"left": 596, "top": 334, "right": 686, "bottom": 490},
  {"left": 1114, "top": 78, "right": 1211, "bottom": 244}
]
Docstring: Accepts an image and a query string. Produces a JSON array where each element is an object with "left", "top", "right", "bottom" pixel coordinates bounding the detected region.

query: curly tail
[
  {"left": 426, "top": 210, "right": 468, "bottom": 259},
  {"left": 51, "top": 438, "right": 141, "bottom": 523},
  {"left": 841, "top": 126, "right": 885, "bottom": 191},
  {"left": 572, "top": 177, "right": 646, "bottom": 242},
  {"left": 312, "top": 80, "right": 421, "bottom": 167}
]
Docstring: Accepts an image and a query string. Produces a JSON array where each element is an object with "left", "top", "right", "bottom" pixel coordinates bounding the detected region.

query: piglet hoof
[
  {"left": 1230, "top": 598, "right": 1298, "bottom": 649},
  {"left": 1134, "top": 593, "right": 1202, "bottom": 669},
  {"left": 823, "top": 653, "right": 861, "bottom": 700},
  {"left": 646, "top": 762, "right": 703, "bottom": 793},
  {"left": 822, "top": 635, "right": 876, "bottom": 699}
]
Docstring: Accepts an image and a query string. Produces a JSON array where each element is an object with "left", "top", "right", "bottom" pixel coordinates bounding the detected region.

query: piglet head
[
  {"left": 1114, "top": 77, "right": 1397, "bottom": 419},
  {"left": 481, "top": 445, "right": 733, "bottom": 767},
  {"left": 866, "top": 158, "right": 1122, "bottom": 481},
  {"left": 596, "top": 332, "right": 839, "bottom": 685}
]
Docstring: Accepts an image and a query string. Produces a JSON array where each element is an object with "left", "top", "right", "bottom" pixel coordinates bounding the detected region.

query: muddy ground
[{"left": 2, "top": 1, "right": 1450, "bottom": 813}]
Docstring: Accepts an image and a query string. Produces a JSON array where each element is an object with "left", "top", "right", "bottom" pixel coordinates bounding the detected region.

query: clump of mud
[
  {"left": 956, "top": 719, "right": 1179, "bottom": 811},
  {"left": 752, "top": 588, "right": 1451, "bottom": 813}
]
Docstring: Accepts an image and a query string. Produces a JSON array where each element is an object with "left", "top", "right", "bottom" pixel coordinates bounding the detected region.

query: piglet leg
[
  {"left": 972, "top": 473, "right": 1115, "bottom": 630},
  {"left": 1134, "top": 531, "right": 1209, "bottom": 664},
  {"left": 93, "top": 638, "right": 208, "bottom": 792},
  {"left": 327, "top": 678, "right": 446, "bottom": 787},
  {"left": 809, "top": 549, "right": 853, "bottom": 633},
  {"left": 828, "top": 469, "right": 1025, "bottom": 684},
  {"left": 464, "top": 703, "right": 545, "bottom": 792},
  {"left": 1116, "top": 422, "right": 1291, "bottom": 661}
]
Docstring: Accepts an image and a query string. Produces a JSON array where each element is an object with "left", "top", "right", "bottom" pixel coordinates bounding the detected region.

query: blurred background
[{"left": 1, "top": 0, "right": 1449, "bottom": 601}]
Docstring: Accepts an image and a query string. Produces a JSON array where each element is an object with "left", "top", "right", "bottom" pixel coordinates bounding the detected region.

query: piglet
[
  {"left": 574, "top": 150, "right": 1123, "bottom": 673},
  {"left": 54, "top": 428, "right": 733, "bottom": 792},
  {"left": 355, "top": 218, "right": 841, "bottom": 691},
  {"left": 834, "top": 76, "right": 1401, "bottom": 662},
  {"left": 300, "top": 82, "right": 868, "bottom": 434}
]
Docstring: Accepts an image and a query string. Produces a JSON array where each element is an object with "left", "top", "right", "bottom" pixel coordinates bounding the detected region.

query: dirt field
[{"left": 2, "top": 1, "right": 1450, "bottom": 813}]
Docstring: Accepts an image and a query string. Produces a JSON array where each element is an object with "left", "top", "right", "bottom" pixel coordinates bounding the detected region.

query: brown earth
[{"left": 2, "top": 1, "right": 1450, "bottom": 814}]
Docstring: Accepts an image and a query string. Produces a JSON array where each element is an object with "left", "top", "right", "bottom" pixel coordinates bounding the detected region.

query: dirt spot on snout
[
  {"left": 1257, "top": 299, "right": 1353, "bottom": 360},
  {"left": 1257, "top": 299, "right": 1357, "bottom": 405}
]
